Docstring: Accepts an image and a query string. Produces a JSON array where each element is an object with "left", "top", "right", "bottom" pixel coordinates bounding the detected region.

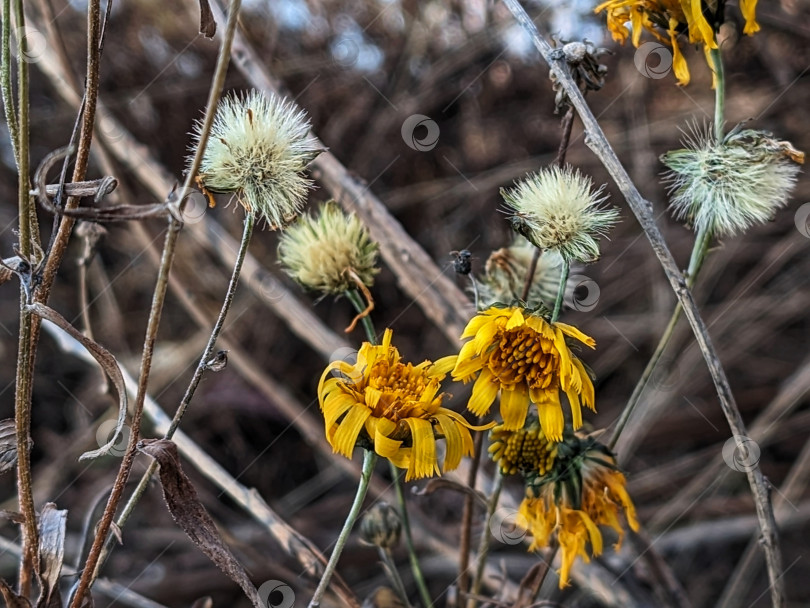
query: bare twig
[{"left": 500, "top": 2, "right": 783, "bottom": 605}]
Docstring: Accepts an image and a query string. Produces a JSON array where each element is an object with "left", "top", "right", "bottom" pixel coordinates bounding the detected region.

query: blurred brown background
[{"left": 0, "top": 0, "right": 808, "bottom": 606}]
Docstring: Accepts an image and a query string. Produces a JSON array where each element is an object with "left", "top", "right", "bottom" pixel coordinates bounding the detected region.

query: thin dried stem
[
  {"left": 68, "top": 0, "right": 243, "bottom": 602},
  {"left": 501, "top": 2, "right": 783, "bottom": 605},
  {"left": 344, "top": 270, "right": 375, "bottom": 334}
]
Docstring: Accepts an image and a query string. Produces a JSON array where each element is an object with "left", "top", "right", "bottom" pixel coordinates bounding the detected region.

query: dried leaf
[
  {"left": 137, "top": 439, "right": 261, "bottom": 608},
  {"left": 198, "top": 0, "right": 216, "bottom": 38},
  {"left": 36, "top": 503, "right": 67, "bottom": 608},
  {"left": 0, "top": 509, "right": 25, "bottom": 524},
  {"left": 0, "top": 579, "right": 32, "bottom": 608},
  {"left": 0, "top": 419, "right": 28, "bottom": 476},
  {"left": 26, "top": 303, "right": 129, "bottom": 461}
]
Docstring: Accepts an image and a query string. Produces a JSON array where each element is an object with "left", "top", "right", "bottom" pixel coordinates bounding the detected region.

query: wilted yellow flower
[
  {"left": 278, "top": 202, "right": 379, "bottom": 294},
  {"left": 451, "top": 307, "right": 595, "bottom": 441},
  {"left": 502, "top": 166, "right": 618, "bottom": 264},
  {"left": 662, "top": 127, "right": 803, "bottom": 236},
  {"left": 318, "top": 329, "right": 484, "bottom": 481},
  {"left": 595, "top": 0, "right": 760, "bottom": 86},
  {"left": 488, "top": 419, "right": 557, "bottom": 476},
  {"left": 518, "top": 436, "right": 639, "bottom": 588},
  {"left": 194, "top": 90, "right": 321, "bottom": 228}
]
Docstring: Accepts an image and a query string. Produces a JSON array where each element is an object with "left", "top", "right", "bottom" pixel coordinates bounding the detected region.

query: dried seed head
[
  {"left": 278, "top": 202, "right": 379, "bottom": 295},
  {"left": 360, "top": 502, "right": 402, "bottom": 550},
  {"left": 662, "top": 126, "right": 804, "bottom": 237},
  {"left": 193, "top": 90, "right": 321, "bottom": 229},
  {"left": 477, "top": 237, "right": 563, "bottom": 309},
  {"left": 502, "top": 166, "right": 619, "bottom": 263}
]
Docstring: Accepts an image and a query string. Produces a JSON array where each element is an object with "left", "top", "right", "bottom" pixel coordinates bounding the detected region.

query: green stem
[
  {"left": 345, "top": 289, "right": 376, "bottom": 344},
  {"left": 468, "top": 470, "right": 504, "bottom": 608},
  {"left": 550, "top": 258, "right": 569, "bottom": 323},
  {"left": 343, "top": 289, "right": 432, "bottom": 608},
  {"left": 710, "top": 47, "right": 725, "bottom": 141},
  {"left": 379, "top": 547, "right": 411, "bottom": 607},
  {"left": 609, "top": 224, "right": 711, "bottom": 450},
  {"left": 94, "top": 211, "right": 256, "bottom": 577},
  {"left": 1, "top": 0, "right": 18, "bottom": 165},
  {"left": 309, "top": 449, "right": 377, "bottom": 607},
  {"left": 391, "top": 464, "right": 433, "bottom": 608}
]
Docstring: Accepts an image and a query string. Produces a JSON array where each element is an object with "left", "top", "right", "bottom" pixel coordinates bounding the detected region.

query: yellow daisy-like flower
[
  {"left": 518, "top": 437, "right": 639, "bottom": 588},
  {"left": 488, "top": 420, "right": 557, "bottom": 476},
  {"left": 594, "top": 0, "right": 760, "bottom": 86},
  {"left": 318, "top": 329, "right": 483, "bottom": 481},
  {"left": 451, "top": 307, "right": 595, "bottom": 441}
]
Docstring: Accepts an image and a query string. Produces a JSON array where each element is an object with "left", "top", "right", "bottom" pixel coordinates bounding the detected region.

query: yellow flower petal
[
  {"left": 468, "top": 369, "right": 499, "bottom": 416},
  {"left": 403, "top": 417, "right": 437, "bottom": 480},
  {"left": 538, "top": 398, "right": 564, "bottom": 442},
  {"left": 505, "top": 307, "right": 525, "bottom": 330},
  {"left": 740, "top": 0, "right": 759, "bottom": 34},
  {"left": 572, "top": 358, "right": 596, "bottom": 411},
  {"left": 431, "top": 355, "right": 457, "bottom": 377},
  {"left": 332, "top": 404, "right": 371, "bottom": 457},
  {"left": 500, "top": 385, "right": 530, "bottom": 430},
  {"left": 556, "top": 322, "right": 595, "bottom": 348},
  {"left": 433, "top": 413, "right": 467, "bottom": 471},
  {"left": 669, "top": 26, "right": 691, "bottom": 86}
]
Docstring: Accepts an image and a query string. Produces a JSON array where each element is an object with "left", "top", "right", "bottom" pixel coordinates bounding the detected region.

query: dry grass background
[{"left": 0, "top": 0, "right": 808, "bottom": 606}]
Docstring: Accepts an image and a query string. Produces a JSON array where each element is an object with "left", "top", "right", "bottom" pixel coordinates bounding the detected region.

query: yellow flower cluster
[{"left": 595, "top": 0, "right": 760, "bottom": 86}]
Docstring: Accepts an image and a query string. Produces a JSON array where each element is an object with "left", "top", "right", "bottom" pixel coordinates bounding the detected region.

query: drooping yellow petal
[
  {"left": 431, "top": 355, "right": 457, "bottom": 377},
  {"left": 505, "top": 307, "right": 525, "bottom": 330},
  {"left": 403, "top": 417, "right": 437, "bottom": 480},
  {"left": 556, "top": 322, "right": 595, "bottom": 348},
  {"left": 468, "top": 369, "right": 499, "bottom": 416},
  {"left": 433, "top": 413, "right": 465, "bottom": 471},
  {"left": 538, "top": 398, "right": 564, "bottom": 442},
  {"left": 331, "top": 404, "right": 371, "bottom": 457},
  {"left": 669, "top": 25, "right": 691, "bottom": 86},
  {"left": 740, "top": 0, "right": 759, "bottom": 34},
  {"left": 500, "top": 385, "right": 530, "bottom": 430},
  {"left": 572, "top": 358, "right": 596, "bottom": 411}
]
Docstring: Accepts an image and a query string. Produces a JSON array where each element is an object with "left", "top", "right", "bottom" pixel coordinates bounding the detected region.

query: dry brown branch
[{"left": 500, "top": 1, "right": 784, "bottom": 605}]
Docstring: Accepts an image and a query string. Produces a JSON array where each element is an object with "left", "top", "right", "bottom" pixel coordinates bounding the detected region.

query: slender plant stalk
[
  {"left": 607, "top": 41, "right": 724, "bottom": 450},
  {"left": 457, "top": 428, "right": 483, "bottom": 597},
  {"left": 68, "top": 0, "right": 243, "bottom": 603},
  {"left": 467, "top": 470, "right": 503, "bottom": 608},
  {"left": 502, "top": 3, "right": 783, "bottom": 605},
  {"left": 550, "top": 259, "right": 569, "bottom": 324},
  {"left": 92, "top": 211, "right": 256, "bottom": 578},
  {"left": 309, "top": 449, "right": 377, "bottom": 607},
  {"left": 1, "top": 0, "right": 19, "bottom": 164},
  {"left": 345, "top": 288, "right": 433, "bottom": 608},
  {"left": 379, "top": 548, "right": 411, "bottom": 607},
  {"left": 609, "top": 224, "right": 710, "bottom": 450}
]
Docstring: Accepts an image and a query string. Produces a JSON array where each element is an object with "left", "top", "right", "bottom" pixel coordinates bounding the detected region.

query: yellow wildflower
[
  {"left": 518, "top": 436, "right": 639, "bottom": 588},
  {"left": 488, "top": 419, "right": 557, "bottom": 476},
  {"left": 451, "top": 306, "right": 595, "bottom": 441},
  {"left": 318, "top": 329, "right": 484, "bottom": 481},
  {"left": 595, "top": 0, "right": 760, "bottom": 86}
]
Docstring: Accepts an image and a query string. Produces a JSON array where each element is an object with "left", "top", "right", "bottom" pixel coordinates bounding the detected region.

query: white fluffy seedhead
[
  {"left": 193, "top": 90, "right": 321, "bottom": 228},
  {"left": 502, "top": 165, "right": 619, "bottom": 263},
  {"left": 662, "top": 125, "right": 803, "bottom": 237}
]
